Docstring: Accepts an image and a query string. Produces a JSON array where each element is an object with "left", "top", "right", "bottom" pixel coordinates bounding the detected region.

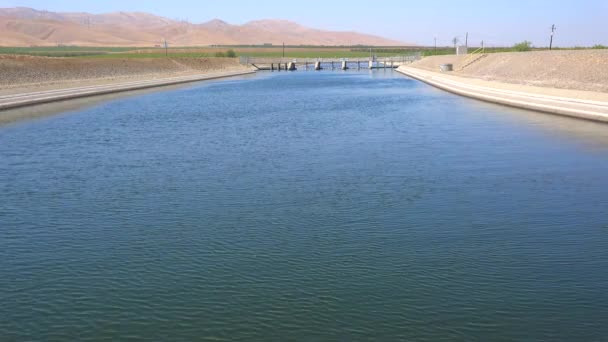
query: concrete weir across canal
[{"left": 240, "top": 55, "right": 421, "bottom": 71}]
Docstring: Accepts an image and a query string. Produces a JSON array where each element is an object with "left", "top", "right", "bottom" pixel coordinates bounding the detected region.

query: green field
[
  {"left": 0, "top": 46, "right": 134, "bottom": 57},
  {"left": 0, "top": 46, "right": 421, "bottom": 58},
  {"left": 84, "top": 52, "right": 216, "bottom": 58},
  {"left": 0, "top": 45, "right": 604, "bottom": 59},
  {"left": 81, "top": 51, "right": 404, "bottom": 59}
]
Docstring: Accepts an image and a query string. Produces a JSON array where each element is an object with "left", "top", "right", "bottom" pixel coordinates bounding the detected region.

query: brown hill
[{"left": 0, "top": 7, "right": 406, "bottom": 47}]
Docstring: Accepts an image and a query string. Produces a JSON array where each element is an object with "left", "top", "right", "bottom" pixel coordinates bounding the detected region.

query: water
[{"left": 1, "top": 70, "right": 608, "bottom": 341}]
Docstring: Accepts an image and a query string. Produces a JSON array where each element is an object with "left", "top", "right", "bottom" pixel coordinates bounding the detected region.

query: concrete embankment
[
  {"left": 397, "top": 50, "right": 608, "bottom": 122},
  {"left": 407, "top": 50, "right": 608, "bottom": 93},
  {"left": 0, "top": 70, "right": 255, "bottom": 111},
  {"left": 0, "top": 56, "right": 250, "bottom": 91},
  {"left": 0, "top": 55, "right": 255, "bottom": 113}
]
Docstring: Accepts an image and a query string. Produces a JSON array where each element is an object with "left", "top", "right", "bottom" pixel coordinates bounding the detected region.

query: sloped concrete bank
[
  {"left": 397, "top": 66, "right": 608, "bottom": 123},
  {"left": 0, "top": 70, "right": 255, "bottom": 111},
  {"left": 406, "top": 50, "right": 608, "bottom": 93}
]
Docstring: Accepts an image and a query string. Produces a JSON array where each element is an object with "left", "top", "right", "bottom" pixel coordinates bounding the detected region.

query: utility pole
[
  {"left": 282, "top": 42, "right": 285, "bottom": 58},
  {"left": 549, "top": 24, "right": 556, "bottom": 50},
  {"left": 434, "top": 37, "right": 437, "bottom": 53},
  {"left": 465, "top": 32, "right": 468, "bottom": 48},
  {"left": 164, "top": 39, "right": 168, "bottom": 57}
]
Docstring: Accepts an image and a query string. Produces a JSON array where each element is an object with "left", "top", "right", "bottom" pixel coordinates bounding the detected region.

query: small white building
[{"left": 456, "top": 45, "right": 468, "bottom": 55}]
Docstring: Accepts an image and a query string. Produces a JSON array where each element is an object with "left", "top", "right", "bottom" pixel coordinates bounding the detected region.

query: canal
[{"left": 1, "top": 70, "right": 608, "bottom": 340}]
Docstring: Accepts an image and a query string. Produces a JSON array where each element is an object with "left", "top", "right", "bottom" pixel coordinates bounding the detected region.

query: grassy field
[
  {"left": 130, "top": 47, "right": 404, "bottom": 57},
  {"left": 0, "top": 46, "right": 418, "bottom": 58},
  {"left": 419, "top": 47, "right": 514, "bottom": 57},
  {"left": 1, "top": 45, "right": 604, "bottom": 58},
  {"left": 0, "top": 46, "right": 134, "bottom": 57}
]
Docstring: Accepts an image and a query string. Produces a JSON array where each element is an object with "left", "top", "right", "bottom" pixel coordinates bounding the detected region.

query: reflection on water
[
  {"left": 1, "top": 70, "right": 608, "bottom": 341},
  {"left": 463, "top": 96, "right": 608, "bottom": 149}
]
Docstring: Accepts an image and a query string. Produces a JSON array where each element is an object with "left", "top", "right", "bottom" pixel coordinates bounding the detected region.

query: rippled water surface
[{"left": 2, "top": 70, "right": 608, "bottom": 341}]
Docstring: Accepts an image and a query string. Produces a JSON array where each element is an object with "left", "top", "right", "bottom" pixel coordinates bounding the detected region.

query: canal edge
[
  {"left": 396, "top": 66, "right": 608, "bottom": 124},
  {"left": 0, "top": 70, "right": 257, "bottom": 111}
]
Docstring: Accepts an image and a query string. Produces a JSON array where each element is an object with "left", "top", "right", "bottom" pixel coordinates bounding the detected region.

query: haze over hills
[{"left": 0, "top": 7, "right": 407, "bottom": 47}]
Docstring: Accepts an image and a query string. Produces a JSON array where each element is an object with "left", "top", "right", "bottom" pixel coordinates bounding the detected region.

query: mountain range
[{"left": 0, "top": 7, "right": 406, "bottom": 47}]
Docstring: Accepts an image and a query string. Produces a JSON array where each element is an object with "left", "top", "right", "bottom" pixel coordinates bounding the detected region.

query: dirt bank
[
  {"left": 409, "top": 50, "right": 608, "bottom": 93},
  {"left": 0, "top": 55, "right": 250, "bottom": 94}
]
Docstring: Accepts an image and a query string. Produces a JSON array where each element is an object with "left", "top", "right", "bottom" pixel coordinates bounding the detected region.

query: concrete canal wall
[
  {"left": 397, "top": 66, "right": 608, "bottom": 123},
  {"left": 0, "top": 56, "right": 254, "bottom": 113},
  {"left": 398, "top": 50, "right": 608, "bottom": 122}
]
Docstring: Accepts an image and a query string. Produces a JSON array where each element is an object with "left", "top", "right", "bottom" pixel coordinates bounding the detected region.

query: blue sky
[{"left": 1, "top": 0, "right": 607, "bottom": 46}]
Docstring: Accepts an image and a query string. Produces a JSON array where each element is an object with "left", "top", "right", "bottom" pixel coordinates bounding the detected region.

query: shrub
[
  {"left": 592, "top": 44, "right": 607, "bottom": 49},
  {"left": 214, "top": 51, "right": 226, "bottom": 58},
  {"left": 513, "top": 41, "right": 532, "bottom": 52},
  {"left": 226, "top": 49, "right": 237, "bottom": 58}
]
